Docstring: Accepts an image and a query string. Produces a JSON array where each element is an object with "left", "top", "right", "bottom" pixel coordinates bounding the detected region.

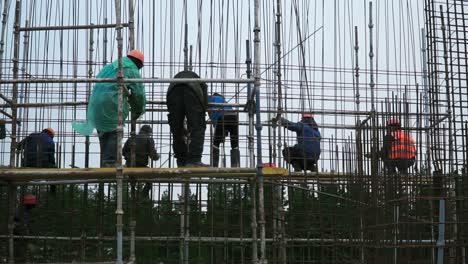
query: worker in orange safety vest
[{"left": 380, "top": 119, "right": 417, "bottom": 174}]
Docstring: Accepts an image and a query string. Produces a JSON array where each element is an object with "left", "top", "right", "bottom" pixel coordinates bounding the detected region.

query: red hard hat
[
  {"left": 386, "top": 119, "right": 401, "bottom": 127},
  {"left": 128, "top": 50, "right": 144, "bottom": 64},
  {"left": 23, "top": 194, "right": 37, "bottom": 205},
  {"left": 302, "top": 113, "right": 313, "bottom": 118},
  {"left": 43, "top": 127, "right": 55, "bottom": 137}
]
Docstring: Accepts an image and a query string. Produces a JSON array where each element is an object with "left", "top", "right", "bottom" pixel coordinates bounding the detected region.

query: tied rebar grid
[{"left": 0, "top": 0, "right": 467, "bottom": 263}]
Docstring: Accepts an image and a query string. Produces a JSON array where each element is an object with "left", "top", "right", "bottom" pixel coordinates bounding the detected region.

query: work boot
[
  {"left": 230, "top": 148, "right": 240, "bottom": 167},
  {"left": 212, "top": 146, "right": 220, "bottom": 167}
]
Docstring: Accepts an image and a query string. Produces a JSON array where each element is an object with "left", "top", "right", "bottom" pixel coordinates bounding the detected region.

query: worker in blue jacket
[
  {"left": 273, "top": 113, "right": 321, "bottom": 172},
  {"left": 17, "top": 128, "right": 56, "bottom": 168},
  {"left": 208, "top": 93, "right": 240, "bottom": 167}
]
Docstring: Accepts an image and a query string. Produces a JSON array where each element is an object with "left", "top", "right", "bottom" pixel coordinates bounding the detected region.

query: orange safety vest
[{"left": 389, "top": 130, "right": 416, "bottom": 160}]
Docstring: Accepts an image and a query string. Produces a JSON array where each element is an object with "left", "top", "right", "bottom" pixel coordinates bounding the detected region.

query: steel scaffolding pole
[
  {"left": 253, "top": 0, "right": 266, "bottom": 262},
  {"left": 114, "top": 0, "right": 124, "bottom": 262}
]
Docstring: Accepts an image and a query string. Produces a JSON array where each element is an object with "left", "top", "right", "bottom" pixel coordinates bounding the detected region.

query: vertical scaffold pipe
[
  {"left": 0, "top": 0, "right": 11, "bottom": 79},
  {"left": 354, "top": 26, "right": 360, "bottom": 114},
  {"left": 10, "top": 0, "right": 21, "bottom": 168},
  {"left": 8, "top": 184, "right": 16, "bottom": 264},
  {"left": 8, "top": 2, "right": 20, "bottom": 259},
  {"left": 253, "top": 0, "right": 266, "bottom": 262},
  {"left": 114, "top": 0, "right": 125, "bottom": 263},
  {"left": 246, "top": 40, "right": 258, "bottom": 263},
  {"left": 275, "top": 0, "right": 286, "bottom": 262},
  {"left": 127, "top": 1, "right": 137, "bottom": 262}
]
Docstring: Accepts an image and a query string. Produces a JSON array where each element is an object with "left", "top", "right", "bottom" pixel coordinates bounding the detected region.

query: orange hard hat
[
  {"left": 128, "top": 50, "right": 144, "bottom": 64},
  {"left": 43, "top": 127, "right": 55, "bottom": 137},
  {"left": 23, "top": 194, "right": 37, "bottom": 205}
]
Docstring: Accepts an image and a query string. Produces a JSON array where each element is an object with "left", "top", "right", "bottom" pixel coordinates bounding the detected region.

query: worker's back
[
  {"left": 19, "top": 132, "right": 55, "bottom": 168},
  {"left": 123, "top": 133, "right": 159, "bottom": 167}
]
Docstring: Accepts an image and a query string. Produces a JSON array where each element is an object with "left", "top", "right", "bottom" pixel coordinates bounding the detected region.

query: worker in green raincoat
[{"left": 72, "top": 50, "right": 146, "bottom": 167}]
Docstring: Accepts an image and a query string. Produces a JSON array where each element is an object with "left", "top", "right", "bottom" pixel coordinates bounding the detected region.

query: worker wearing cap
[
  {"left": 273, "top": 113, "right": 321, "bottom": 172},
  {"left": 73, "top": 50, "right": 147, "bottom": 167},
  {"left": 167, "top": 70, "right": 209, "bottom": 167},
  {"left": 380, "top": 119, "right": 416, "bottom": 174},
  {"left": 17, "top": 128, "right": 56, "bottom": 168},
  {"left": 208, "top": 92, "right": 240, "bottom": 167},
  {"left": 14, "top": 194, "right": 37, "bottom": 262}
]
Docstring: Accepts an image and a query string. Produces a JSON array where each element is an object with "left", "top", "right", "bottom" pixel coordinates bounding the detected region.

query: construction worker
[
  {"left": 208, "top": 92, "right": 240, "bottom": 167},
  {"left": 273, "top": 113, "right": 321, "bottom": 172},
  {"left": 123, "top": 125, "right": 160, "bottom": 196},
  {"left": 380, "top": 119, "right": 416, "bottom": 174},
  {"left": 72, "top": 50, "right": 146, "bottom": 167},
  {"left": 17, "top": 128, "right": 56, "bottom": 168},
  {"left": 14, "top": 194, "right": 37, "bottom": 262},
  {"left": 123, "top": 125, "right": 160, "bottom": 167},
  {"left": 167, "top": 70, "right": 209, "bottom": 167}
]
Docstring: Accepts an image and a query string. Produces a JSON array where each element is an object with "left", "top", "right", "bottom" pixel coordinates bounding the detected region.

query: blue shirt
[
  {"left": 281, "top": 118, "right": 321, "bottom": 157},
  {"left": 208, "top": 95, "right": 233, "bottom": 121}
]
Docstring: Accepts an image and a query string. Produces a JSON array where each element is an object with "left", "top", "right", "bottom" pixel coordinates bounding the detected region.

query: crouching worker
[
  {"left": 17, "top": 128, "right": 57, "bottom": 194},
  {"left": 380, "top": 119, "right": 416, "bottom": 174},
  {"left": 208, "top": 92, "right": 240, "bottom": 167},
  {"left": 14, "top": 194, "right": 38, "bottom": 263},
  {"left": 123, "top": 125, "right": 160, "bottom": 196},
  {"left": 17, "top": 128, "right": 56, "bottom": 168},
  {"left": 273, "top": 113, "right": 321, "bottom": 172}
]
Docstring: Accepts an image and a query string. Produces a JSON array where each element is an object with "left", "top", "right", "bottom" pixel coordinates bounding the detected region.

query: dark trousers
[
  {"left": 213, "top": 114, "right": 239, "bottom": 149},
  {"left": 167, "top": 87, "right": 206, "bottom": 164},
  {"left": 98, "top": 130, "right": 118, "bottom": 168},
  {"left": 282, "top": 146, "right": 318, "bottom": 171},
  {"left": 384, "top": 158, "right": 415, "bottom": 174}
]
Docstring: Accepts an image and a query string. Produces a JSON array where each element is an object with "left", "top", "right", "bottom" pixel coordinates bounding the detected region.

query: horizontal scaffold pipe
[
  {"left": 0, "top": 167, "right": 288, "bottom": 183},
  {"left": 3, "top": 101, "right": 246, "bottom": 108},
  {"left": 0, "top": 78, "right": 254, "bottom": 84},
  {"left": 2, "top": 171, "right": 435, "bottom": 186},
  {"left": 12, "top": 178, "right": 250, "bottom": 186},
  {"left": 0, "top": 235, "right": 442, "bottom": 246},
  {"left": 18, "top": 23, "right": 130, "bottom": 31}
]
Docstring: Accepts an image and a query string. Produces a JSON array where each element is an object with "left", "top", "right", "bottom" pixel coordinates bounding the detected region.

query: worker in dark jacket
[
  {"left": 208, "top": 93, "right": 240, "bottom": 167},
  {"left": 73, "top": 50, "right": 146, "bottom": 167},
  {"left": 123, "top": 125, "right": 160, "bottom": 167},
  {"left": 380, "top": 119, "right": 416, "bottom": 174},
  {"left": 14, "top": 194, "right": 37, "bottom": 262},
  {"left": 167, "top": 70, "right": 209, "bottom": 167},
  {"left": 123, "top": 124, "right": 159, "bottom": 197},
  {"left": 17, "top": 128, "right": 56, "bottom": 168},
  {"left": 273, "top": 113, "right": 321, "bottom": 172}
]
